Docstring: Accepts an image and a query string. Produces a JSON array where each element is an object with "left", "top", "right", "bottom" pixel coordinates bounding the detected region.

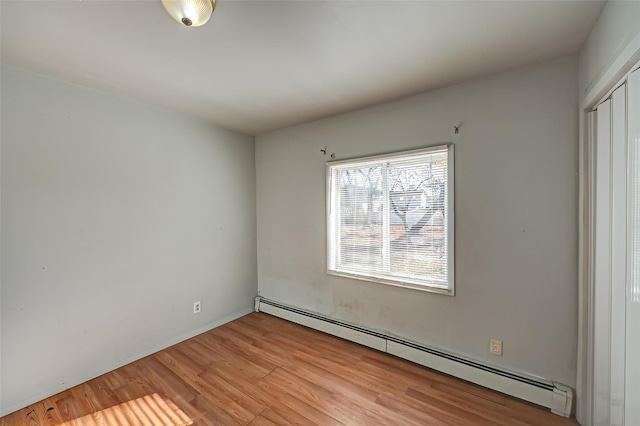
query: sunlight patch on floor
[{"left": 57, "top": 393, "right": 192, "bottom": 426}]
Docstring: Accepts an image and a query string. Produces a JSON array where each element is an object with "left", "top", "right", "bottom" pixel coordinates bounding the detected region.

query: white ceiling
[{"left": 1, "top": 0, "right": 605, "bottom": 135}]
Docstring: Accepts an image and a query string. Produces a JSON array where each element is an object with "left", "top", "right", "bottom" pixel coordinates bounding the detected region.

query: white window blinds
[{"left": 327, "top": 145, "right": 454, "bottom": 294}]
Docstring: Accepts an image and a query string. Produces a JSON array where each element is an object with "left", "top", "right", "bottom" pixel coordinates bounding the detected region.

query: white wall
[
  {"left": 0, "top": 65, "right": 257, "bottom": 415},
  {"left": 578, "top": 0, "right": 640, "bottom": 102},
  {"left": 256, "top": 57, "right": 578, "bottom": 386}
]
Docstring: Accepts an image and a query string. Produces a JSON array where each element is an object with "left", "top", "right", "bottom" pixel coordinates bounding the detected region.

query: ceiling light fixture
[{"left": 161, "top": 0, "right": 215, "bottom": 27}]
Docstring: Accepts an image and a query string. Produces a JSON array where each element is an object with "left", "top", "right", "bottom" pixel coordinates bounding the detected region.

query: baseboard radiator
[{"left": 254, "top": 297, "right": 573, "bottom": 418}]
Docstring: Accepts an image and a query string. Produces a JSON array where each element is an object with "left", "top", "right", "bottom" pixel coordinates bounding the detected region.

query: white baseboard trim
[
  {"left": 0, "top": 306, "right": 254, "bottom": 417},
  {"left": 255, "top": 296, "right": 573, "bottom": 418}
]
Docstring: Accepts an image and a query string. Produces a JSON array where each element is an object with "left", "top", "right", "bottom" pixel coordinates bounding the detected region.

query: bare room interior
[{"left": 1, "top": 1, "right": 639, "bottom": 425}]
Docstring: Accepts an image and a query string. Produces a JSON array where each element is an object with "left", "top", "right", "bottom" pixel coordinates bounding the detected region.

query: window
[{"left": 327, "top": 145, "right": 454, "bottom": 294}]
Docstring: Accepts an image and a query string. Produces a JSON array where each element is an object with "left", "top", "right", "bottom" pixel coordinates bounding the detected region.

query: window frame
[{"left": 326, "top": 144, "right": 455, "bottom": 296}]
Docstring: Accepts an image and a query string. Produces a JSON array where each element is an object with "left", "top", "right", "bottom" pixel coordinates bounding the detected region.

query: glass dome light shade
[{"left": 161, "top": 0, "right": 215, "bottom": 27}]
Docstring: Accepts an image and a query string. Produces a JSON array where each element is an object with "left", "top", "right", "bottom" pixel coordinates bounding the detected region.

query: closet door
[
  {"left": 594, "top": 96, "right": 612, "bottom": 426},
  {"left": 627, "top": 68, "right": 640, "bottom": 425},
  {"left": 593, "top": 82, "right": 627, "bottom": 426},
  {"left": 610, "top": 83, "right": 627, "bottom": 425}
]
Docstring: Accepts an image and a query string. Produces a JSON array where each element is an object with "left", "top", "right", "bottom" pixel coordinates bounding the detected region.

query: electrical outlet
[
  {"left": 490, "top": 339, "right": 503, "bottom": 356},
  {"left": 193, "top": 301, "right": 201, "bottom": 314}
]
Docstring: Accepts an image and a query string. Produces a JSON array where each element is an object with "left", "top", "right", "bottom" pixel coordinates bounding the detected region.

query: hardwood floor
[{"left": 1, "top": 313, "right": 578, "bottom": 425}]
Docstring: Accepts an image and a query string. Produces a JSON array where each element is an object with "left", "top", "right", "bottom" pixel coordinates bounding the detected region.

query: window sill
[{"left": 327, "top": 269, "right": 454, "bottom": 296}]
